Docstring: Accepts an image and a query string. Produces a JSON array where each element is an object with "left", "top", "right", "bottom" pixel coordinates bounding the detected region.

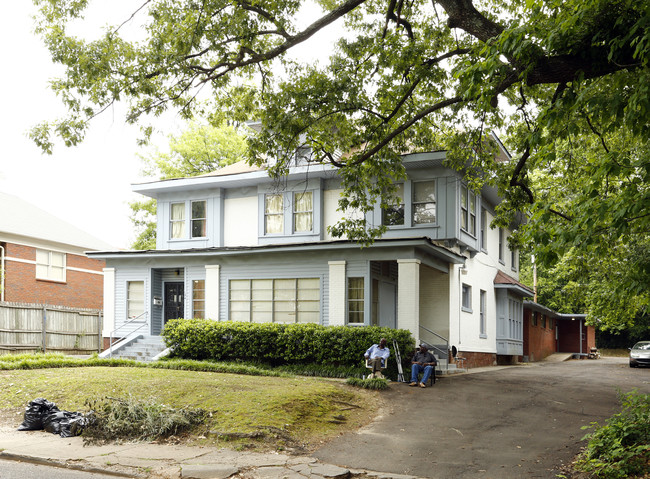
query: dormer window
[
  {"left": 293, "top": 192, "right": 313, "bottom": 233},
  {"left": 171, "top": 202, "right": 186, "bottom": 239},
  {"left": 382, "top": 183, "right": 405, "bottom": 226},
  {"left": 265, "top": 194, "right": 284, "bottom": 234},
  {"left": 413, "top": 180, "right": 436, "bottom": 224},
  {"left": 191, "top": 200, "right": 207, "bottom": 238}
]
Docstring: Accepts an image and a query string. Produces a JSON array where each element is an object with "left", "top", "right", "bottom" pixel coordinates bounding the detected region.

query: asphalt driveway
[{"left": 314, "top": 357, "right": 650, "bottom": 479}]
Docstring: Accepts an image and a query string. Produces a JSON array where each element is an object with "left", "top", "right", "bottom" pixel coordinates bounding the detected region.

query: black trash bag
[
  {"left": 43, "top": 410, "right": 88, "bottom": 438},
  {"left": 17, "top": 398, "right": 60, "bottom": 431}
]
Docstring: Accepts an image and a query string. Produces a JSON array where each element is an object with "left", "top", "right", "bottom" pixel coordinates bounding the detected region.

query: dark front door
[{"left": 164, "top": 282, "right": 185, "bottom": 323}]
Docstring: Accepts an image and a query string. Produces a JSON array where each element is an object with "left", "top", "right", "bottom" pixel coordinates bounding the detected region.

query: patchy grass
[
  {"left": 0, "top": 365, "right": 382, "bottom": 452},
  {"left": 599, "top": 349, "right": 630, "bottom": 358}
]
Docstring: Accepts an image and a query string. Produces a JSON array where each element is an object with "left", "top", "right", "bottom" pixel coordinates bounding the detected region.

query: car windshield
[{"left": 633, "top": 342, "right": 650, "bottom": 350}]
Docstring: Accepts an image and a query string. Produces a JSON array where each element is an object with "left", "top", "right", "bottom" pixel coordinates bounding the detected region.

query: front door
[
  {"left": 378, "top": 281, "right": 397, "bottom": 329},
  {"left": 164, "top": 282, "right": 185, "bottom": 324}
]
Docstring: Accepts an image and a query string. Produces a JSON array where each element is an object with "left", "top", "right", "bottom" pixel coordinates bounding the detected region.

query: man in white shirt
[{"left": 364, "top": 338, "right": 390, "bottom": 378}]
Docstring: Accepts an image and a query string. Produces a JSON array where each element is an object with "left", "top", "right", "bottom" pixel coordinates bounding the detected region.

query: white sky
[{"left": 0, "top": 2, "right": 338, "bottom": 250}]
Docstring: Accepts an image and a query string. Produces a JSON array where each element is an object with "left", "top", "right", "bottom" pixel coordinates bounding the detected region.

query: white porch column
[
  {"left": 328, "top": 261, "right": 347, "bottom": 326},
  {"left": 102, "top": 268, "right": 115, "bottom": 338},
  {"left": 205, "top": 264, "right": 220, "bottom": 320},
  {"left": 398, "top": 259, "right": 420, "bottom": 342}
]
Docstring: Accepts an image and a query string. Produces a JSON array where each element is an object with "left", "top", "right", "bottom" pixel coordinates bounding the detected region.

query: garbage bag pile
[{"left": 17, "top": 398, "right": 89, "bottom": 438}]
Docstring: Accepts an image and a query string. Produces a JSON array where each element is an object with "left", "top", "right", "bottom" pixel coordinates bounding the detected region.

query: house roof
[
  {"left": 196, "top": 160, "right": 265, "bottom": 178},
  {"left": 493, "top": 270, "right": 534, "bottom": 297},
  {"left": 523, "top": 300, "right": 587, "bottom": 321},
  {"left": 0, "top": 191, "right": 115, "bottom": 252},
  {"left": 88, "top": 236, "right": 467, "bottom": 269}
]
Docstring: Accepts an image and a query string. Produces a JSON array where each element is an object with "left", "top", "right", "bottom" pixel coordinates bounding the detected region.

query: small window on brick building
[{"left": 36, "top": 249, "right": 66, "bottom": 282}]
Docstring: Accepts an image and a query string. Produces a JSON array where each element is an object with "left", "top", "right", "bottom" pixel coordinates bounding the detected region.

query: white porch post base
[
  {"left": 328, "top": 261, "right": 347, "bottom": 326},
  {"left": 205, "top": 264, "right": 220, "bottom": 320},
  {"left": 102, "top": 268, "right": 115, "bottom": 338},
  {"left": 398, "top": 259, "right": 420, "bottom": 342}
]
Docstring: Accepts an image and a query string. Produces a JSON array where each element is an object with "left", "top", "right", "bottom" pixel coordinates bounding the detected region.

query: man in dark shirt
[{"left": 409, "top": 344, "right": 437, "bottom": 388}]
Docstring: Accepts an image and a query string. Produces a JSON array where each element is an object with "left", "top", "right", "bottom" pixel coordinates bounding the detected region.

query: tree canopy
[{"left": 32, "top": 0, "right": 650, "bottom": 329}]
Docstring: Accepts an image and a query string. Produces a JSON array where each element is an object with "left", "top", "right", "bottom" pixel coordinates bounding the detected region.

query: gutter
[{"left": 0, "top": 244, "right": 4, "bottom": 301}]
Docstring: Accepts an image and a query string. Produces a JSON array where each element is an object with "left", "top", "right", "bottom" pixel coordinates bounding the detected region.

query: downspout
[
  {"left": 579, "top": 318, "right": 583, "bottom": 355},
  {"left": 0, "top": 244, "right": 5, "bottom": 302}
]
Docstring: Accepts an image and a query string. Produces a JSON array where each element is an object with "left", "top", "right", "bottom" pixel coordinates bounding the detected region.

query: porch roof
[
  {"left": 88, "top": 236, "right": 466, "bottom": 266},
  {"left": 493, "top": 270, "right": 534, "bottom": 297}
]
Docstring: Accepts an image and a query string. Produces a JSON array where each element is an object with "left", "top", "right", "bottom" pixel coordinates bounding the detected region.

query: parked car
[{"left": 629, "top": 341, "right": 650, "bottom": 368}]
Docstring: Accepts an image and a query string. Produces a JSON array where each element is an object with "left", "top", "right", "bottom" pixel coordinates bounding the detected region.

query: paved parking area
[{"left": 314, "top": 357, "right": 650, "bottom": 479}]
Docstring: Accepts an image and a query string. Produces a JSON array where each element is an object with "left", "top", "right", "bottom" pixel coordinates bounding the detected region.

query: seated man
[
  {"left": 409, "top": 344, "right": 437, "bottom": 388},
  {"left": 364, "top": 338, "right": 390, "bottom": 379}
]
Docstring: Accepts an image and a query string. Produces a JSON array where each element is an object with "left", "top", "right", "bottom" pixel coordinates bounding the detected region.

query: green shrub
[
  {"left": 83, "top": 395, "right": 207, "bottom": 443},
  {"left": 346, "top": 377, "right": 389, "bottom": 390},
  {"left": 576, "top": 390, "right": 650, "bottom": 478},
  {"left": 163, "top": 319, "right": 415, "bottom": 379}
]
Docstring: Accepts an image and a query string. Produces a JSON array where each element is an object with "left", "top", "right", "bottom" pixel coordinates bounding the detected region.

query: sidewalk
[{"left": 0, "top": 424, "right": 423, "bottom": 479}]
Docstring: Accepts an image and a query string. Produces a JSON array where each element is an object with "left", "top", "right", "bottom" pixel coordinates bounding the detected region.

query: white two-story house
[{"left": 91, "top": 140, "right": 531, "bottom": 368}]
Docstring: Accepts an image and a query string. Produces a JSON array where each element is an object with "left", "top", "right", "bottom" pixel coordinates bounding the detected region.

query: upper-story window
[
  {"left": 171, "top": 202, "right": 186, "bottom": 239},
  {"left": 413, "top": 180, "right": 436, "bottom": 224},
  {"left": 265, "top": 194, "right": 284, "bottom": 234},
  {"left": 293, "top": 192, "right": 313, "bottom": 233},
  {"left": 382, "top": 183, "right": 405, "bottom": 226},
  {"left": 511, "top": 246, "right": 518, "bottom": 271},
  {"left": 171, "top": 200, "right": 207, "bottom": 239},
  {"left": 36, "top": 249, "right": 66, "bottom": 282},
  {"left": 460, "top": 184, "right": 477, "bottom": 236},
  {"left": 480, "top": 207, "right": 488, "bottom": 252},
  {"left": 191, "top": 201, "right": 207, "bottom": 238},
  {"left": 498, "top": 228, "right": 505, "bottom": 263}
]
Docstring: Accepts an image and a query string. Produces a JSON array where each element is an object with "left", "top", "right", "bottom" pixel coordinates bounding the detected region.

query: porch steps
[{"left": 107, "top": 335, "right": 168, "bottom": 362}]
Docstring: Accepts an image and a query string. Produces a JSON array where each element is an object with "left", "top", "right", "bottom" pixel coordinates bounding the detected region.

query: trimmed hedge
[{"left": 163, "top": 319, "right": 415, "bottom": 379}]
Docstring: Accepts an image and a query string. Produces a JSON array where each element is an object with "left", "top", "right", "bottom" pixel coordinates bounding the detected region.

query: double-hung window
[
  {"left": 460, "top": 184, "right": 477, "bottom": 235},
  {"left": 293, "top": 192, "right": 313, "bottom": 233},
  {"left": 461, "top": 283, "right": 472, "bottom": 312},
  {"left": 170, "top": 203, "right": 186, "bottom": 239},
  {"left": 127, "top": 281, "right": 145, "bottom": 319},
  {"left": 412, "top": 181, "right": 436, "bottom": 224},
  {"left": 191, "top": 200, "right": 207, "bottom": 238},
  {"left": 265, "top": 194, "right": 284, "bottom": 234},
  {"left": 36, "top": 249, "right": 66, "bottom": 282},
  {"left": 382, "top": 183, "right": 405, "bottom": 226},
  {"left": 498, "top": 228, "right": 505, "bottom": 263},
  {"left": 480, "top": 208, "right": 488, "bottom": 252},
  {"left": 479, "top": 290, "right": 487, "bottom": 337},
  {"left": 348, "top": 277, "right": 365, "bottom": 324},
  {"left": 192, "top": 280, "right": 205, "bottom": 318}
]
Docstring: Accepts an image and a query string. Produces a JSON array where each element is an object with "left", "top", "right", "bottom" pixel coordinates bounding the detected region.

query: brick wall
[
  {"left": 3, "top": 242, "right": 105, "bottom": 310},
  {"left": 523, "top": 309, "right": 557, "bottom": 361},
  {"left": 454, "top": 350, "right": 497, "bottom": 368}
]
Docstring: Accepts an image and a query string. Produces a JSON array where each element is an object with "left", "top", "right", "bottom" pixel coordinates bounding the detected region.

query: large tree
[{"left": 31, "top": 0, "right": 649, "bottom": 327}]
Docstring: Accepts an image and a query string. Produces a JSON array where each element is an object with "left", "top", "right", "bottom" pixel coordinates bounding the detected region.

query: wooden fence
[{"left": 0, "top": 301, "right": 102, "bottom": 355}]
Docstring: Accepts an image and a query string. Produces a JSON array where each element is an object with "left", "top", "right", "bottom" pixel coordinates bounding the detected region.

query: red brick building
[
  {"left": 524, "top": 301, "right": 594, "bottom": 362},
  {"left": 1, "top": 192, "right": 113, "bottom": 310}
]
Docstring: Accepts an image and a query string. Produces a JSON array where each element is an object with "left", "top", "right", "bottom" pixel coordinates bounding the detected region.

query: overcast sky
[{"left": 0, "top": 2, "right": 337, "bottom": 250}]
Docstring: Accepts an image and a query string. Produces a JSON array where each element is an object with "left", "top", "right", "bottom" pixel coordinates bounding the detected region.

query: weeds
[
  {"left": 83, "top": 395, "right": 207, "bottom": 443},
  {"left": 575, "top": 390, "right": 650, "bottom": 478},
  {"left": 346, "top": 377, "right": 389, "bottom": 390}
]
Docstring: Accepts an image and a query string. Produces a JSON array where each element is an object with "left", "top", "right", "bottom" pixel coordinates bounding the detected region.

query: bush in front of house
[{"left": 162, "top": 319, "right": 415, "bottom": 379}]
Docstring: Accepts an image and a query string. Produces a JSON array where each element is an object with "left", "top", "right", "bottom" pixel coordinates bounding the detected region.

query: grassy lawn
[{"left": 0, "top": 365, "right": 382, "bottom": 452}]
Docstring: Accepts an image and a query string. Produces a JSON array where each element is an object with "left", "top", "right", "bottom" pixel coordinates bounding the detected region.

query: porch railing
[
  {"left": 419, "top": 325, "right": 449, "bottom": 373},
  {"left": 107, "top": 312, "right": 148, "bottom": 358}
]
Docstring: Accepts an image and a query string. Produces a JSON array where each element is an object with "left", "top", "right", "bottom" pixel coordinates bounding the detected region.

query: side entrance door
[
  {"left": 378, "top": 281, "right": 397, "bottom": 329},
  {"left": 164, "top": 282, "right": 185, "bottom": 324}
]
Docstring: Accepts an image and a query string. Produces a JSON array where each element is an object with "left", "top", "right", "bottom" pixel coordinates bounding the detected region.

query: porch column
[
  {"left": 205, "top": 265, "right": 220, "bottom": 320},
  {"left": 328, "top": 261, "right": 347, "bottom": 326},
  {"left": 397, "top": 259, "right": 420, "bottom": 342},
  {"left": 102, "top": 268, "right": 115, "bottom": 338}
]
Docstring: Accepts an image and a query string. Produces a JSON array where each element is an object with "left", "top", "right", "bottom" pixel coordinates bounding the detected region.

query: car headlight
[{"left": 630, "top": 351, "right": 641, "bottom": 358}]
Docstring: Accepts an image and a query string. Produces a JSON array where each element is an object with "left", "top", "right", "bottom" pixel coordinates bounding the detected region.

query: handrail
[
  {"left": 419, "top": 325, "right": 449, "bottom": 373},
  {"left": 108, "top": 312, "right": 148, "bottom": 358}
]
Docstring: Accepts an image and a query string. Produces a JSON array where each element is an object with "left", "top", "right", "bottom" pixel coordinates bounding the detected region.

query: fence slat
[{"left": 0, "top": 301, "right": 102, "bottom": 356}]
